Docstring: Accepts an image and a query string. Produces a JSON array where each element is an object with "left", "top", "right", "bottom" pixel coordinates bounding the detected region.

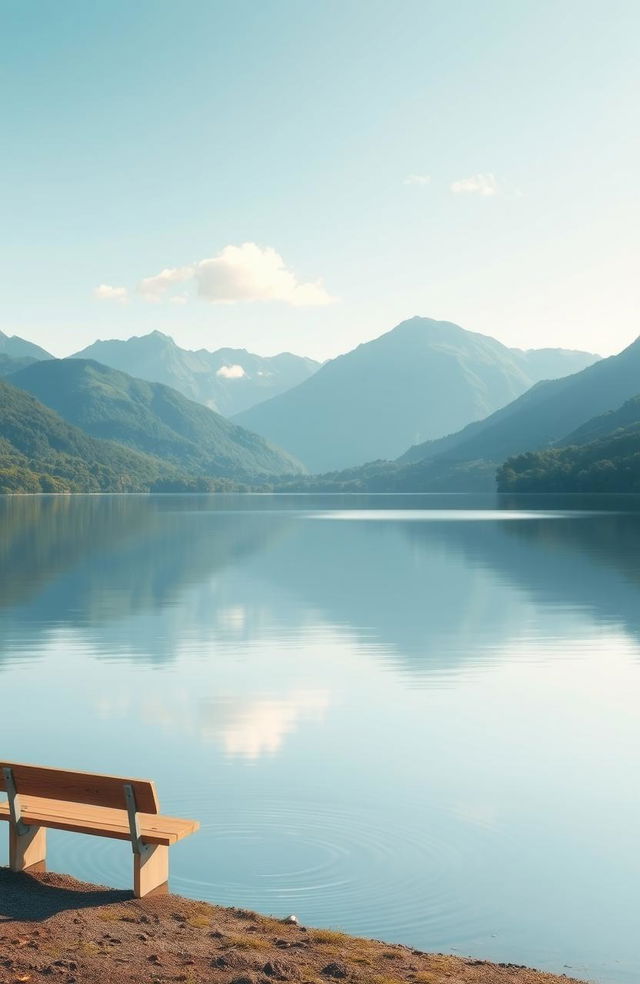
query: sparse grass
[
  {"left": 42, "top": 943, "right": 64, "bottom": 958},
  {"left": 187, "top": 914, "right": 211, "bottom": 928},
  {"left": 362, "top": 975, "right": 406, "bottom": 984},
  {"left": 421, "top": 956, "right": 457, "bottom": 972},
  {"left": 0, "top": 868, "right": 586, "bottom": 984},
  {"left": 224, "top": 932, "right": 272, "bottom": 950},
  {"left": 253, "top": 913, "right": 282, "bottom": 929},
  {"left": 309, "top": 929, "right": 350, "bottom": 945},
  {"left": 98, "top": 909, "right": 127, "bottom": 922},
  {"left": 191, "top": 901, "right": 212, "bottom": 915},
  {"left": 76, "top": 941, "right": 106, "bottom": 956}
]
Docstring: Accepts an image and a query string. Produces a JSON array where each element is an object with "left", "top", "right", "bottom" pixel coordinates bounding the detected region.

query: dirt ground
[{"left": 0, "top": 869, "right": 587, "bottom": 984}]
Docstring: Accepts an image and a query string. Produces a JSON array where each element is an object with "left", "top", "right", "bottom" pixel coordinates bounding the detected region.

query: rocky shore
[{"left": 0, "top": 869, "right": 586, "bottom": 984}]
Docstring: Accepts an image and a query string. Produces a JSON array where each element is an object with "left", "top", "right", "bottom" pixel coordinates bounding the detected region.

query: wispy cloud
[
  {"left": 404, "top": 174, "right": 431, "bottom": 186},
  {"left": 450, "top": 173, "right": 499, "bottom": 196},
  {"left": 97, "top": 243, "right": 335, "bottom": 308},
  {"left": 216, "top": 364, "right": 246, "bottom": 379},
  {"left": 138, "top": 266, "right": 192, "bottom": 301},
  {"left": 93, "top": 284, "right": 128, "bottom": 302}
]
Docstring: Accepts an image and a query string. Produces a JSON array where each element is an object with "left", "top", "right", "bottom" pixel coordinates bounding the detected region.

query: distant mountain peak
[
  {"left": 71, "top": 333, "right": 320, "bottom": 416},
  {"left": 235, "top": 317, "right": 599, "bottom": 472},
  {"left": 399, "top": 327, "right": 640, "bottom": 480},
  {"left": 389, "top": 316, "right": 461, "bottom": 335},
  {"left": 0, "top": 330, "right": 52, "bottom": 361}
]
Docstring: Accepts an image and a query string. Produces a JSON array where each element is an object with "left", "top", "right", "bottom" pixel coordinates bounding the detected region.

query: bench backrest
[{"left": 0, "top": 761, "right": 160, "bottom": 814}]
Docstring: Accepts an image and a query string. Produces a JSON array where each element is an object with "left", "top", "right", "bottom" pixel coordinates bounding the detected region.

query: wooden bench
[{"left": 0, "top": 761, "right": 199, "bottom": 898}]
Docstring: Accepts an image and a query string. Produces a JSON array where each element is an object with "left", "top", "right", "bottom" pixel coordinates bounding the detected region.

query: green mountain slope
[
  {"left": 0, "top": 354, "right": 40, "bottom": 377},
  {"left": 0, "top": 379, "right": 179, "bottom": 492},
  {"left": 497, "top": 430, "right": 640, "bottom": 493},
  {"left": 560, "top": 394, "right": 640, "bottom": 446},
  {"left": 496, "top": 392, "right": 640, "bottom": 494},
  {"left": 0, "top": 330, "right": 52, "bottom": 361},
  {"left": 72, "top": 331, "right": 320, "bottom": 415},
  {"left": 398, "top": 335, "right": 640, "bottom": 475},
  {"left": 234, "top": 317, "right": 598, "bottom": 472},
  {"left": 9, "top": 359, "right": 303, "bottom": 478}
]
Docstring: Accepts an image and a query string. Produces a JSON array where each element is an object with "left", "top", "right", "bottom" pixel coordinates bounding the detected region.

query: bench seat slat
[{"left": 0, "top": 797, "right": 198, "bottom": 846}]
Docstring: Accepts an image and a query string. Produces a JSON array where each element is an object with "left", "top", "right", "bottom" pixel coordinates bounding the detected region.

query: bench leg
[
  {"left": 133, "top": 844, "right": 169, "bottom": 898},
  {"left": 9, "top": 824, "right": 47, "bottom": 873}
]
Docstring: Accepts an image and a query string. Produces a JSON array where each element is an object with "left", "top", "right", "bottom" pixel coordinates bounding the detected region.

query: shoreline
[{"left": 0, "top": 868, "right": 589, "bottom": 984}]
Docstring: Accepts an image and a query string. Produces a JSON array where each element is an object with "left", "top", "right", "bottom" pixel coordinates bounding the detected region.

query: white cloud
[
  {"left": 93, "top": 284, "right": 128, "bottom": 303},
  {"left": 404, "top": 174, "right": 431, "bottom": 186},
  {"left": 195, "top": 242, "right": 334, "bottom": 306},
  {"left": 450, "top": 173, "right": 499, "bottom": 196},
  {"left": 138, "top": 266, "right": 192, "bottom": 301},
  {"left": 127, "top": 243, "right": 333, "bottom": 308},
  {"left": 216, "top": 364, "right": 246, "bottom": 379}
]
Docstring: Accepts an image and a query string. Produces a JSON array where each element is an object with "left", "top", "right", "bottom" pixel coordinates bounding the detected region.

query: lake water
[{"left": 1, "top": 493, "right": 640, "bottom": 983}]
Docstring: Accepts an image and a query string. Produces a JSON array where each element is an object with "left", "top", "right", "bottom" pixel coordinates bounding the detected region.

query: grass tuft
[
  {"left": 309, "top": 930, "right": 350, "bottom": 945},
  {"left": 224, "top": 933, "right": 272, "bottom": 950},
  {"left": 187, "top": 915, "right": 211, "bottom": 929}
]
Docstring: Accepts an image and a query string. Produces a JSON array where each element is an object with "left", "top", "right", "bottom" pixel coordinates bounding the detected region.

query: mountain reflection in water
[{"left": 1, "top": 493, "right": 639, "bottom": 984}]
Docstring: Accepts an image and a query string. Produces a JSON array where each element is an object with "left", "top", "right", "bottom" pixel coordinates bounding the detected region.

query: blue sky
[{"left": 1, "top": 0, "right": 638, "bottom": 359}]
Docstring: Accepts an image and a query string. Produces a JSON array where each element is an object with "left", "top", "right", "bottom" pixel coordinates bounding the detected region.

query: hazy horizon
[{"left": 3, "top": 315, "right": 616, "bottom": 363}]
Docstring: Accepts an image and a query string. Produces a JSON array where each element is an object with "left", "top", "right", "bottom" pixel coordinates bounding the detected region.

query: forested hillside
[
  {"left": 9, "top": 359, "right": 304, "bottom": 479},
  {"left": 497, "top": 431, "right": 640, "bottom": 493},
  {"left": 0, "top": 380, "right": 178, "bottom": 492}
]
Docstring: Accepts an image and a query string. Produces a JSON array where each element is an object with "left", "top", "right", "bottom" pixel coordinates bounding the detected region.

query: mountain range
[
  {"left": 72, "top": 331, "right": 320, "bottom": 416},
  {"left": 3, "top": 319, "right": 637, "bottom": 495},
  {"left": 398, "top": 334, "right": 640, "bottom": 472},
  {"left": 234, "top": 318, "right": 599, "bottom": 472},
  {"left": 271, "top": 333, "right": 640, "bottom": 493},
  {"left": 0, "top": 330, "right": 52, "bottom": 361},
  {"left": 9, "top": 359, "right": 303, "bottom": 480}
]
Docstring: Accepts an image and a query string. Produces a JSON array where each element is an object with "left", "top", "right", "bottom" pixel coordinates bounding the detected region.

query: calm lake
[{"left": 1, "top": 493, "right": 639, "bottom": 983}]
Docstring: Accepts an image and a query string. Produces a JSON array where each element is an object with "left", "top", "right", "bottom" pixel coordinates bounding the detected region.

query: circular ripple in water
[
  {"left": 42, "top": 798, "right": 509, "bottom": 953},
  {"left": 171, "top": 799, "right": 507, "bottom": 950}
]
